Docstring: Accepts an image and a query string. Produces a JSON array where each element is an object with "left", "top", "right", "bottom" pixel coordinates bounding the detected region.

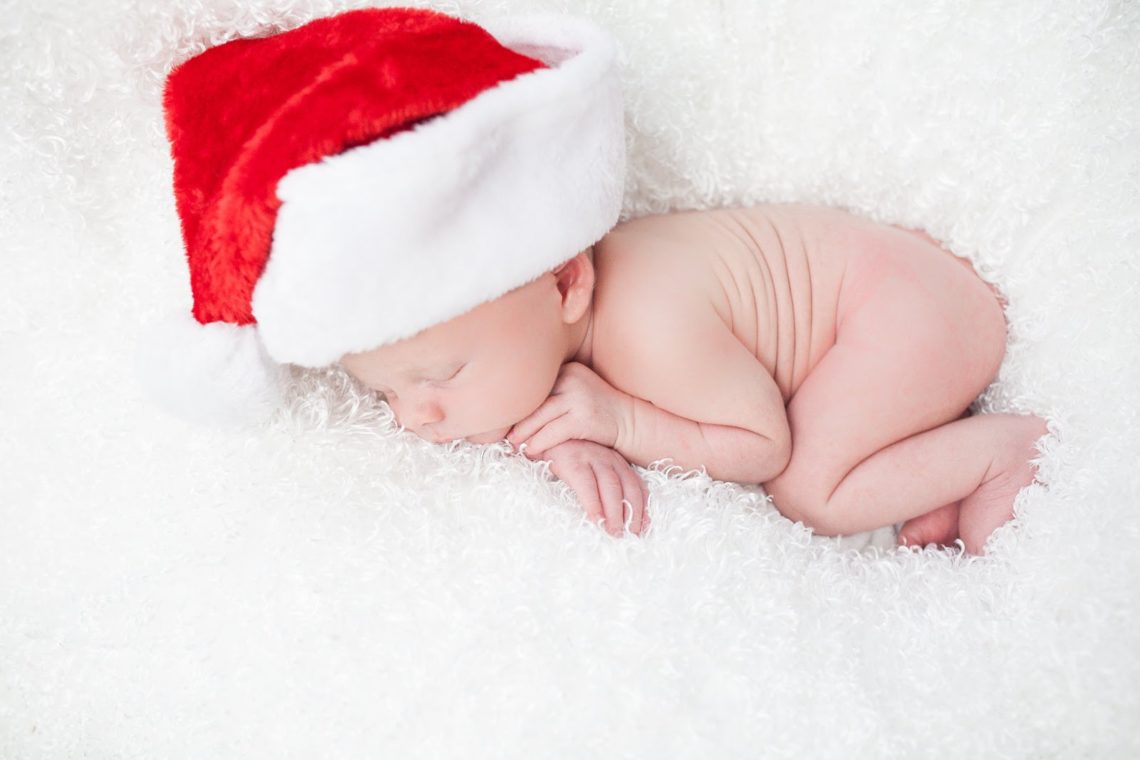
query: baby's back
[{"left": 593, "top": 204, "right": 875, "bottom": 401}]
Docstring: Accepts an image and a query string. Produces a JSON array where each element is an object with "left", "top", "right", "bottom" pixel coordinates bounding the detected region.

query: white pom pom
[{"left": 133, "top": 309, "right": 289, "bottom": 429}]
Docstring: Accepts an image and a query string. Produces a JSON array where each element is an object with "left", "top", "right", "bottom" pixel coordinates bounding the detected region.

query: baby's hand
[
  {"left": 540, "top": 439, "right": 650, "bottom": 537},
  {"left": 506, "top": 361, "right": 634, "bottom": 459}
]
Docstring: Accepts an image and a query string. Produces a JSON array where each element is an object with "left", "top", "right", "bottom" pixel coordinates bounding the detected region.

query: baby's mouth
[
  {"left": 421, "top": 426, "right": 510, "bottom": 445},
  {"left": 462, "top": 427, "right": 511, "bottom": 445}
]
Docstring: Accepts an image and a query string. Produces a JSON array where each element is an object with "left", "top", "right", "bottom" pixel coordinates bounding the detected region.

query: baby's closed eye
[
  {"left": 436, "top": 362, "right": 466, "bottom": 382},
  {"left": 371, "top": 362, "right": 466, "bottom": 396},
  {"left": 420, "top": 363, "right": 466, "bottom": 390}
]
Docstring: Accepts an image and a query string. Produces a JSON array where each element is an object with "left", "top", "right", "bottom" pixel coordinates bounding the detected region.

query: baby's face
[{"left": 340, "top": 270, "right": 580, "bottom": 444}]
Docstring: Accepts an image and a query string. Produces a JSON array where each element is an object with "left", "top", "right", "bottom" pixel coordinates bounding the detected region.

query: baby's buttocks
[{"left": 600, "top": 204, "right": 856, "bottom": 402}]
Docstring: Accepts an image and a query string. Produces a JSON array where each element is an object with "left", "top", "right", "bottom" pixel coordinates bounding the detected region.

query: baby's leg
[
  {"left": 883, "top": 235, "right": 1012, "bottom": 550},
  {"left": 897, "top": 499, "right": 961, "bottom": 549},
  {"left": 762, "top": 226, "right": 1047, "bottom": 554},
  {"left": 789, "top": 406, "right": 1045, "bottom": 553},
  {"left": 896, "top": 407, "right": 971, "bottom": 548}
]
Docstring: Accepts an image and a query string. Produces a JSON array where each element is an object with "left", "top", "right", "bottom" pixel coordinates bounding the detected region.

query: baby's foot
[
  {"left": 897, "top": 501, "right": 961, "bottom": 549},
  {"left": 957, "top": 415, "right": 1049, "bottom": 555}
]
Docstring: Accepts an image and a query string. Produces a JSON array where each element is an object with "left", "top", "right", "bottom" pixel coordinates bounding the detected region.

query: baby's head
[
  {"left": 339, "top": 248, "right": 595, "bottom": 444},
  {"left": 140, "top": 9, "right": 625, "bottom": 430}
]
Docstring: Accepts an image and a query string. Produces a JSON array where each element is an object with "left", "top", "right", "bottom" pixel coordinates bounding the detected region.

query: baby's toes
[{"left": 897, "top": 501, "right": 961, "bottom": 548}]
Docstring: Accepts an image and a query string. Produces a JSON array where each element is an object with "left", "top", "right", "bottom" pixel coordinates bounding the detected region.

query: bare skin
[
  {"left": 339, "top": 246, "right": 651, "bottom": 537},
  {"left": 340, "top": 204, "right": 1049, "bottom": 553}
]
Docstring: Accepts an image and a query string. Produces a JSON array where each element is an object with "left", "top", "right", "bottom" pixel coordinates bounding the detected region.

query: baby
[
  {"left": 150, "top": 8, "right": 1047, "bottom": 554},
  {"left": 340, "top": 203, "right": 1049, "bottom": 554}
]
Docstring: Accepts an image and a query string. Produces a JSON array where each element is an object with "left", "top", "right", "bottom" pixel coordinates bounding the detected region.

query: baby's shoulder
[
  {"left": 593, "top": 216, "right": 706, "bottom": 320},
  {"left": 593, "top": 211, "right": 720, "bottom": 297},
  {"left": 589, "top": 216, "right": 725, "bottom": 370}
]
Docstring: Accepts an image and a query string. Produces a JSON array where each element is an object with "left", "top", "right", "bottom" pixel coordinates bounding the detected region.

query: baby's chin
[{"left": 463, "top": 426, "right": 512, "bottom": 445}]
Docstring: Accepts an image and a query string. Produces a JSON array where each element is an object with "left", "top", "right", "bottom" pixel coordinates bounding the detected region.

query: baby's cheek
[
  {"left": 491, "top": 373, "right": 547, "bottom": 417},
  {"left": 463, "top": 349, "right": 560, "bottom": 436}
]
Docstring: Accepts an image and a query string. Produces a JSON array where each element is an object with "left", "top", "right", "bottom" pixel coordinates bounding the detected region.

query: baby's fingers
[
  {"left": 506, "top": 398, "right": 565, "bottom": 451},
  {"left": 518, "top": 414, "right": 574, "bottom": 460},
  {"left": 638, "top": 470, "right": 651, "bottom": 532},
  {"left": 591, "top": 461, "right": 626, "bottom": 537},
  {"left": 619, "top": 467, "right": 649, "bottom": 536},
  {"left": 561, "top": 462, "right": 605, "bottom": 527}
]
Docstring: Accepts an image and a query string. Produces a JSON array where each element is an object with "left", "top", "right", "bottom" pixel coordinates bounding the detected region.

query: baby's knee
[{"left": 763, "top": 466, "right": 843, "bottom": 535}]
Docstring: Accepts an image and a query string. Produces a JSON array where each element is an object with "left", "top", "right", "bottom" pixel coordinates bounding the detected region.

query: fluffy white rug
[{"left": 2, "top": 0, "right": 1138, "bottom": 757}]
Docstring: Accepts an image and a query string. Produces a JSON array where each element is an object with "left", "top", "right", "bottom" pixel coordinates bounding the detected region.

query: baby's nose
[{"left": 397, "top": 397, "right": 445, "bottom": 431}]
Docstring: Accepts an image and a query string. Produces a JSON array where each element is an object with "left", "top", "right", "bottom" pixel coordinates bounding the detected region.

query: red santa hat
[{"left": 135, "top": 6, "right": 626, "bottom": 427}]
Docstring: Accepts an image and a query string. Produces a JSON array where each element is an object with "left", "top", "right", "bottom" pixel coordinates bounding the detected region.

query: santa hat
[{"left": 135, "top": 6, "right": 626, "bottom": 427}]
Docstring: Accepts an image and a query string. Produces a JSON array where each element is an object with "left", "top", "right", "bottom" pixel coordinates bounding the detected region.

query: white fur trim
[
  {"left": 253, "top": 13, "right": 625, "bottom": 367},
  {"left": 134, "top": 310, "right": 288, "bottom": 427}
]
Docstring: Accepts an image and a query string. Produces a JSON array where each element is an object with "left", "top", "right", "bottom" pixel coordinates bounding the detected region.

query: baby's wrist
[{"left": 614, "top": 394, "right": 641, "bottom": 454}]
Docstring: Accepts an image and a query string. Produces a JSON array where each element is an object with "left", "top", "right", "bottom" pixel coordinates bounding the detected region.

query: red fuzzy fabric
[{"left": 162, "top": 7, "right": 546, "bottom": 326}]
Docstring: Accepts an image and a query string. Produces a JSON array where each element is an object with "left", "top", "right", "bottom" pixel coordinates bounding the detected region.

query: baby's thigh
[
  {"left": 836, "top": 225, "right": 1009, "bottom": 404},
  {"left": 764, "top": 244, "right": 1006, "bottom": 515}
]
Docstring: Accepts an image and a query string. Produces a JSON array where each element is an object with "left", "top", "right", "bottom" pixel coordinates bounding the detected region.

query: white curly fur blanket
[{"left": 2, "top": 0, "right": 1138, "bottom": 757}]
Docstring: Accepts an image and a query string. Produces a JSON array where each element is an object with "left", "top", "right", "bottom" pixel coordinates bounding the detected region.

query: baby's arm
[
  {"left": 601, "top": 295, "right": 792, "bottom": 484},
  {"left": 507, "top": 291, "right": 790, "bottom": 484}
]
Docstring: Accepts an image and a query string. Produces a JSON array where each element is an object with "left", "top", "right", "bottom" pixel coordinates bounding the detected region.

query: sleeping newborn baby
[
  {"left": 153, "top": 9, "right": 1047, "bottom": 555},
  {"left": 340, "top": 203, "right": 1049, "bottom": 555}
]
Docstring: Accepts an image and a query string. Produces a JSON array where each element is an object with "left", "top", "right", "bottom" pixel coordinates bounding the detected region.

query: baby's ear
[{"left": 553, "top": 248, "right": 595, "bottom": 322}]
